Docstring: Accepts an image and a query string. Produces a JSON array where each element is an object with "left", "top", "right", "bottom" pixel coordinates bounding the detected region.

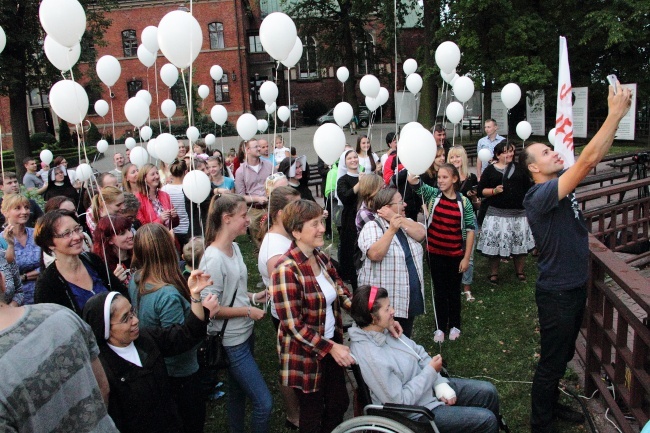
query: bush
[
  {"left": 30, "top": 132, "right": 57, "bottom": 150},
  {"left": 301, "top": 99, "right": 328, "bottom": 125}
]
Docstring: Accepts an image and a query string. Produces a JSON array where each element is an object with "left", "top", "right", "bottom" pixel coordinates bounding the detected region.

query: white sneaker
[
  {"left": 433, "top": 329, "right": 445, "bottom": 343},
  {"left": 449, "top": 327, "right": 461, "bottom": 341}
]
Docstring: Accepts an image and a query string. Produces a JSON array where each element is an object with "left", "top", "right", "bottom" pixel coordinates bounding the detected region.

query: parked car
[{"left": 317, "top": 106, "right": 370, "bottom": 127}]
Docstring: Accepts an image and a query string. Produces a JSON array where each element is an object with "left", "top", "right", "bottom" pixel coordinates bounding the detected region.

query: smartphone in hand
[{"left": 607, "top": 74, "right": 618, "bottom": 94}]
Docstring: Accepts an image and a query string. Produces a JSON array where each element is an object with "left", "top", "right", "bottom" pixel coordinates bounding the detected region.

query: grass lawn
[{"left": 203, "top": 234, "right": 591, "bottom": 433}]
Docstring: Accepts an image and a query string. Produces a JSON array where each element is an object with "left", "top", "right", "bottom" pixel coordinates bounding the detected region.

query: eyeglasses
[
  {"left": 53, "top": 224, "right": 84, "bottom": 239},
  {"left": 111, "top": 306, "right": 137, "bottom": 325},
  {"left": 388, "top": 201, "right": 404, "bottom": 206}
]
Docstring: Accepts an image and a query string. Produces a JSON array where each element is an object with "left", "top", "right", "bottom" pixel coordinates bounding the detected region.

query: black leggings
[{"left": 428, "top": 252, "right": 463, "bottom": 333}]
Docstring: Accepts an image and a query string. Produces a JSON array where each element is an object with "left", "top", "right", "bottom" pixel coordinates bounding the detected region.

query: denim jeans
[
  {"left": 430, "top": 378, "right": 499, "bottom": 433},
  {"left": 531, "top": 286, "right": 586, "bottom": 433},
  {"left": 224, "top": 334, "right": 273, "bottom": 433}
]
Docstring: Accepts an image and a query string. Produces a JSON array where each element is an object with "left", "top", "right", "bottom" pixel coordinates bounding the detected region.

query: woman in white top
[
  {"left": 161, "top": 160, "right": 191, "bottom": 247},
  {"left": 256, "top": 185, "right": 301, "bottom": 429},
  {"left": 200, "top": 194, "right": 272, "bottom": 433},
  {"left": 356, "top": 135, "right": 380, "bottom": 174}
]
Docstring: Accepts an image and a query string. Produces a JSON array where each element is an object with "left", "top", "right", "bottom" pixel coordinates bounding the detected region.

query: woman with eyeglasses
[
  {"left": 34, "top": 209, "right": 128, "bottom": 314},
  {"left": 82, "top": 271, "right": 217, "bottom": 433},
  {"left": 357, "top": 188, "right": 426, "bottom": 337},
  {"left": 1, "top": 194, "right": 42, "bottom": 305}
]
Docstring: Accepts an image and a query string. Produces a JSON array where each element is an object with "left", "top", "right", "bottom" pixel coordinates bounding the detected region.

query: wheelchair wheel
[{"left": 332, "top": 415, "right": 416, "bottom": 433}]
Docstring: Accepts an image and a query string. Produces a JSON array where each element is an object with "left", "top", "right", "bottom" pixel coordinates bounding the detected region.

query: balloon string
[
  {"left": 287, "top": 66, "right": 292, "bottom": 150},
  {"left": 0, "top": 125, "right": 4, "bottom": 176}
]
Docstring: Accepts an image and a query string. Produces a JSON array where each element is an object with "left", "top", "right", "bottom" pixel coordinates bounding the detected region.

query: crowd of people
[{"left": 0, "top": 81, "right": 632, "bottom": 433}]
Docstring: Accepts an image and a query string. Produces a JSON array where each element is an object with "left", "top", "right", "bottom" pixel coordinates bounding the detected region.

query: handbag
[{"left": 197, "top": 291, "right": 237, "bottom": 370}]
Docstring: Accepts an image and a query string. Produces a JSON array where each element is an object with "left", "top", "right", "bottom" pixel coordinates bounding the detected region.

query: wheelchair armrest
[{"left": 365, "top": 403, "right": 436, "bottom": 421}]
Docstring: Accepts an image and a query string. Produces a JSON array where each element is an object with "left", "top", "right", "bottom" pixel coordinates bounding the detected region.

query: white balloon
[
  {"left": 265, "top": 102, "right": 276, "bottom": 114},
  {"left": 336, "top": 67, "right": 349, "bottom": 83},
  {"left": 397, "top": 128, "right": 437, "bottom": 176},
  {"left": 450, "top": 74, "right": 460, "bottom": 86},
  {"left": 210, "top": 65, "right": 223, "bottom": 81},
  {"left": 333, "top": 102, "right": 353, "bottom": 127},
  {"left": 400, "top": 122, "right": 424, "bottom": 135},
  {"left": 314, "top": 123, "right": 346, "bottom": 165},
  {"left": 76, "top": 163, "right": 93, "bottom": 182},
  {"left": 141, "top": 26, "right": 159, "bottom": 54},
  {"left": 277, "top": 106, "right": 291, "bottom": 122},
  {"left": 445, "top": 101, "right": 464, "bottom": 124},
  {"left": 198, "top": 85, "right": 210, "bottom": 100},
  {"left": 160, "top": 63, "right": 179, "bottom": 87},
  {"left": 147, "top": 139, "right": 158, "bottom": 159},
  {"left": 453, "top": 76, "right": 475, "bottom": 103},
  {"left": 365, "top": 96, "right": 379, "bottom": 112},
  {"left": 377, "top": 87, "right": 389, "bottom": 106},
  {"left": 259, "top": 12, "right": 297, "bottom": 61},
  {"left": 157, "top": 11, "right": 202, "bottom": 69},
  {"left": 435, "top": 41, "right": 461, "bottom": 74},
  {"left": 440, "top": 69, "right": 456, "bottom": 84},
  {"left": 156, "top": 133, "right": 179, "bottom": 164},
  {"left": 96, "top": 139, "right": 109, "bottom": 153},
  {"left": 516, "top": 121, "right": 532, "bottom": 141},
  {"left": 478, "top": 148, "right": 492, "bottom": 163},
  {"left": 501, "top": 83, "right": 522, "bottom": 109},
  {"left": 40, "top": 149, "right": 54, "bottom": 165},
  {"left": 137, "top": 44, "right": 156, "bottom": 68},
  {"left": 548, "top": 128, "right": 556, "bottom": 146},
  {"left": 281, "top": 37, "right": 303, "bottom": 68},
  {"left": 210, "top": 105, "right": 228, "bottom": 126},
  {"left": 125, "top": 137, "right": 136, "bottom": 150},
  {"left": 186, "top": 126, "right": 200, "bottom": 143},
  {"left": 406, "top": 73, "right": 423, "bottom": 95},
  {"left": 0, "top": 26, "right": 5, "bottom": 55},
  {"left": 130, "top": 146, "right": 149, "bottom": 168},
  {"left": 96, "top": 55, "right": 121, "bottom": 87},
  {"left": 360, "top": 75, "right": 380, "bottom": 98},
  {"left": 44, "top": 36, "right": 80, "bottom": 72},
  {"left": 161, "top": 99, "right": 177, "bottom": 118},
  {"left": 140, "top": 125, "right": 153, "bottom": 141},
  {"left": 49, "top": 80, "right": 88, "bottom": 124},
  {"left": 183, "top": 170, "right": 211, "bottom": 204},
  {"left": 257, "top": 119, "right": 268, "bottom": 133},
  {"left": 236, "top": 113, "right": 258, "bottom": 140},
  {"left": 259, "top": 81, "right": 278, "bottom": 105},
  {"left": 136, "top": 89, "right": 152, "bottom": 106},
  {"left": 124, "top": 97, "right": 149, "bottom": 127},
  {"left": 39, "top": 0, "right": 86, "bottom": 48},
  {"left": 205, "top": 134, "right": 216, "bottom": 146},
  {"left": 403, "top": 58, "right": 418, "bottom": 76},
  {"left": 94, "top": 100, "right": 109, "bottom": 117}
]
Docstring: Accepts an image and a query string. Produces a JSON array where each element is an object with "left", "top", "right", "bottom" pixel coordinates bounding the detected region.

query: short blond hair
[{"left": 1, "top": 194, "right": 29, "bottom": 217}]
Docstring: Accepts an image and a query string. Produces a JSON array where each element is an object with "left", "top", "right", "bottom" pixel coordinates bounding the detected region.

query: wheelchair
[{"left": 331, "top": 364, "right": 441, "bottom": 433}]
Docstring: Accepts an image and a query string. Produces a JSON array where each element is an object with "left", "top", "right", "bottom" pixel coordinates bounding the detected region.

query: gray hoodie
[{"left": 348, "top": 326, "right": 448, "bottom": 414}]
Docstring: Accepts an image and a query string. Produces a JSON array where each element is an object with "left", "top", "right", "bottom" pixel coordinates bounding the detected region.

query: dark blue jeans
[
  {"left": 430, "top": 378, "right": 500, "bottom": 433},
  {"left": 531, "top": 286, "right": 586, "bottom": 433}
]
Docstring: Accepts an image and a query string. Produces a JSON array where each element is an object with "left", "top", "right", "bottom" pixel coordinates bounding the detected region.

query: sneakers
[
  {"left": 554, "top": 403, "right": 585, "bottom": 423},
  {"left": 449, "top": 327, "right": 461, "bottom": 341},
  {"left": 433, "top": 330, "right": 445, "bottom": 343}
]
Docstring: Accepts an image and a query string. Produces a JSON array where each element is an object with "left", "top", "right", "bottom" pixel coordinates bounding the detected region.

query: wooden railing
[{"left": 579, "top": 235, "right": 650, "bottom": 433}]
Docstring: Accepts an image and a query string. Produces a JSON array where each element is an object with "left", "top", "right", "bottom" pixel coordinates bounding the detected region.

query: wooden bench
[
  {"left": 577, "top": 171, "right": 628, "bottom": 189},
  {"left": 308, "top": 165, "right": 323, "bottom": 197}
]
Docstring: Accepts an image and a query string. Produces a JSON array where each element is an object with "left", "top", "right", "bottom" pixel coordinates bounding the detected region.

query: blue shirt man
[{"left": 476, "top": 119, "right": 504, "bottom": 180}]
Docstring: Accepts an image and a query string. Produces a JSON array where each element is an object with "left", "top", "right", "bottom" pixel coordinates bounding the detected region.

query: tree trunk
[
  {"left": 9, "top": 74, "right": 30, "bottom": 180},
  {"left": 417, "top": 0, "right": 440, "bottom": 129},
  {"left": 483, "top": 77, "right": 493, "bottom": 123}
]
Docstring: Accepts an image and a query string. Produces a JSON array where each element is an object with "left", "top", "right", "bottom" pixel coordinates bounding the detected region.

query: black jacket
[{"left": 34, "top": 252, "right": 128, "bottom": 315}]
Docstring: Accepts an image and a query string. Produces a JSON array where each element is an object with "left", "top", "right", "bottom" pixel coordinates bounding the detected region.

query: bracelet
[
  {"left": 247, "top": 305, "right": 251, "bottom": 318},
  {"left": 190, "top": 297, "right": 202, "bottom": 303},
  {"left": 493, "top": 188, "right": 496, "bottom": 195}
]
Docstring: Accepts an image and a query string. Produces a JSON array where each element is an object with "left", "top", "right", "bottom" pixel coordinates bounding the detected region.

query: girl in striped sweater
[{"left": 408, "top": 163, "right": 475, "bottom": 341}]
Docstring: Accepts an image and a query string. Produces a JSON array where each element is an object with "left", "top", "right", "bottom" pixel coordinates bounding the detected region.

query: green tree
[{"left": 0, "top": 0, "right": 113, "bottom": 178}]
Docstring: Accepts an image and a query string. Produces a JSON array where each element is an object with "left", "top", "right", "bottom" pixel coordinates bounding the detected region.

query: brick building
[{"left": 0, "top": 0, "right": 422, "bottom": 148}]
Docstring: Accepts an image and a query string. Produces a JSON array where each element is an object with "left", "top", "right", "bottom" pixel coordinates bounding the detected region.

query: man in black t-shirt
[{"left": 520, "top": 82, "right": 631, "bottom": 433}]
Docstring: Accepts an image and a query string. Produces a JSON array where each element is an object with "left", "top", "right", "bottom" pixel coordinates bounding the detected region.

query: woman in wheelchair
[{"left": 349, "top": 285, "right": 501, "bottom": 433}]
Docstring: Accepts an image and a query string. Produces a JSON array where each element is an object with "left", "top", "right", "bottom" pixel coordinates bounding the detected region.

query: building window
[
  {"left": 299, "top": 37, "right": 318, "bottom": 79},
  {"left": 122, "top": 29, "right": 137, "bottom": 57},
  {"left": 248, "top": 34, "right": 264, "bottom": 53},
  {"left": 80, "top": 32, "right": 96, "bottom": 62},
  {"left": 213, "top": 76, "right": 230, "bottom": 102},
  {"left": 208, "top": 22, "right": 225, "bottom": 49},
  {"left": 127, "top": 80, "right": 142, "bottom": 98},
  {"left": 29, "top": 89, "right": 49, "bottom": 107},
  {"left": 355, "top": 33, "right": 375, "bottom": 75},
  {"left": 171, "top": 83, "right": 187, "bottom": 106}
]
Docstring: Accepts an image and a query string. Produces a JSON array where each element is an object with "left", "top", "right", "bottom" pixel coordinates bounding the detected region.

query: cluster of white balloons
[
  {"left": 434, "top": 41, "right": 477, "bottom": 125},
  {"left": 403, "top": 58, "right": 422, "bottom": 95},
  {"left": 359, "top": 75, "right": 389, "bottom": 113}
]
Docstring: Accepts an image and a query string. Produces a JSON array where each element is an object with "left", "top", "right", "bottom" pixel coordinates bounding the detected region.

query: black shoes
[{"left": 554, "top": 403, "right": 585, "bottom": 423}]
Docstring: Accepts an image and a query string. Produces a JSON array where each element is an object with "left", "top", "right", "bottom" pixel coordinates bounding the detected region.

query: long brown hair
[
  {"left": 356, "top": 135, "right": 376, "bottom": 172},
  {"left": 91, "top": 186, "right": 124, "bottom": 223},
  {"left": 135, "top": 163, "right": 158, "bottom": 196},
  {"left": 205, "top": 194, "right": 246, "bottom": 244},
  {"left": 131, "top": 223, "right": 190, "bottom": 300}
]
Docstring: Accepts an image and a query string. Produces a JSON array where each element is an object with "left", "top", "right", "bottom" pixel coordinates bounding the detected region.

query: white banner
[
  {"left": 526, "top": 90, "right": 545, "bottom": 136},
  {"left": 490, "top": 93, "right": 508, "bottom": 136},
  {"left": 615, "top": 83, "right": 637, "bottom": 140},
  {"left": 572, "top": 87, "right": 588, "bottom": 139},
  {"left": 555, "top": 36, "right": 575, "bottom": 167}
]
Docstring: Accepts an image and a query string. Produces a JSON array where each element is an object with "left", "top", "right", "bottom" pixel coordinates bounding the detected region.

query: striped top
[
  {"left": 427, "top": 194, "right": 463, "bottom": 257},
  {"left": 161, "top": 184, "right": 190, "bottom": 235}
]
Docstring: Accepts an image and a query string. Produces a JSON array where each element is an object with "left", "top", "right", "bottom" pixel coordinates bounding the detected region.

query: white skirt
[{"left": 477, "top": 214, "right": 535, "bottom": 257}]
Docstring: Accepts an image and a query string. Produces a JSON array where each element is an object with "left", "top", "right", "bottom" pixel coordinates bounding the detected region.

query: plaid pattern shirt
[
  {"left": 357, "top": 218, "right": 425, "bottom": 318},
  {"left": 271, "top": 243, "right": 352, "bottom": 393}
]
